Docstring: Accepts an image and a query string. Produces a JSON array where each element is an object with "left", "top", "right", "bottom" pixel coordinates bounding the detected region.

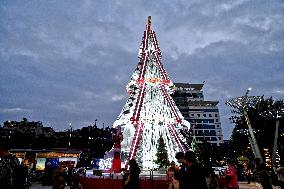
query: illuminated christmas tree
[{"left": 113, "top": 16, "right": 192, "bottom": 169}]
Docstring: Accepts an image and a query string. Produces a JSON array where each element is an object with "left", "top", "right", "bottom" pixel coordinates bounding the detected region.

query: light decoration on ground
[
  {"left": 258, "top": 100, "right": 284, "bottom": 170},
  {"left": 226, "top": 88, "right": 263, "bottom": 162},
  {"left": 112, "top": 16, "right": 193, "bottom": 169},
  {"left": 98, "top": 158, "right": 113, "bottom": 170}
]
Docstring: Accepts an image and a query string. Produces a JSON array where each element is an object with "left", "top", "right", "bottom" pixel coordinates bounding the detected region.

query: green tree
[
  {"left": 229, "top": 96, "right": 284, "bottom": 162},
  {"left": 155, "top": 134, "right": 169, "bottom": 169}
]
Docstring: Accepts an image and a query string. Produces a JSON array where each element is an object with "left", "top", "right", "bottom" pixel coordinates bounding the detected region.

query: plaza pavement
[
  {"left": 30, "top": 181, "right": 281, "bottom": 189},
  {"left": 238, "top": 181, "right": 280, "bottom": 189}
]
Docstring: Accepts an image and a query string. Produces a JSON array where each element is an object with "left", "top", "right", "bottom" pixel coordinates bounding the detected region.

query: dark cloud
[{"left": 1, "top": 0, "right": 283, "bottom": 138}]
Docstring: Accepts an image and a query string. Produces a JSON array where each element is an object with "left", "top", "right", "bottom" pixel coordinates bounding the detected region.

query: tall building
[
  {"left": 112, "top": 17, "right": 193, "bottom": 170},
  {"left": 172, "top": 83, "right": 224, "bottom": 146}
]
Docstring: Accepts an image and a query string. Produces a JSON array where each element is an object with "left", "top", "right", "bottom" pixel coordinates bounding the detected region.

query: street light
[
  {"left": 68, "top": 123, "right": 72, "bottom": 148},
  {"left": 88, "top": 136, "right": 93, "bottom": 150},
  {"left": 226, "top": 88, "right": 263, "bottom": 162}
]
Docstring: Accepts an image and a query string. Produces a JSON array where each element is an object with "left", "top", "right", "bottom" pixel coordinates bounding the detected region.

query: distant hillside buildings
[
  {"left": 2, "top": 118, "right": 55, "bottom": 138},
  {"left": 1, "top": 82, "right": 224, "bottom": 149},
  {"left": 172, "top": 83, "right": 224, "bottom": 146},
  {"left": 0, "top": 118, "right": 113, "bottom": 157}
]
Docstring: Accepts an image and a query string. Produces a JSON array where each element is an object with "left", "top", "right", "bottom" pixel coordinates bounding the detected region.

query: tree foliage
[
  {"left": 228, "top": 96, "right": 284, "bottom": 161},
  {"left": 155, "top": 134, "right": 169, "bottom": 169}
]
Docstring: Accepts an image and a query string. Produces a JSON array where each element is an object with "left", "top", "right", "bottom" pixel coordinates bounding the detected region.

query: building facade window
[{"left": 172, "top": 83, "right": 223, "bottom": 146}]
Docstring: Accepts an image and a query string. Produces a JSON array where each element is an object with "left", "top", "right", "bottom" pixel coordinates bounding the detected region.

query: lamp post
[
  {"left": 68, "top": 123, "right": 72, "bottom": 149},
  {"left": 226, "top": 88, "right": 263, "bottom": 162}
]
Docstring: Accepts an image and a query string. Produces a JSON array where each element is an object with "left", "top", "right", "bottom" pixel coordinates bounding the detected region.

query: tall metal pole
[
  {"left": 243, "top": 89, "right": 263, "bottom": 162},
  {"left": 272, "top": 120, "right": 279, "bottom": 170},
  {"left": 243, "top": 108, "right": 263, "bottom": 162},
  {"left": 226, "top": 88, "right": 263, "bottom": 162}
]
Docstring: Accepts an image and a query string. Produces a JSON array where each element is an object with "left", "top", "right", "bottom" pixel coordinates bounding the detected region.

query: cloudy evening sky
[{"left": 1, "top": 0, "right": 284, "bottom": 139}]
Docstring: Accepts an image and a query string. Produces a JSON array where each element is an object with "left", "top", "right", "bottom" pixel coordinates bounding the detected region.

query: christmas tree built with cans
[{"left": 112, "top": 16, "right": 194, "bottom": 170}]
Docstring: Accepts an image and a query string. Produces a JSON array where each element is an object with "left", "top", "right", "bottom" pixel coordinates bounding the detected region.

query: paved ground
[
  {"left": 238, "top": 181, "right": 280, "bottom": 189},
  {"left": 30, "top": 183, "right": 70, "bottom": 189},
  {"left": 30, "top": 182, "right": 281, "bottom": 189}
]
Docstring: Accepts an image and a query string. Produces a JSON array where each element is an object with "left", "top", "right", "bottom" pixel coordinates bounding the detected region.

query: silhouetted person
[
  {"left": 259, "top": 163, "right": 273, "bottom": 189},
  {"left": 123, "top": 159, "right": 141, "bottom": 189},
  {"left": 254, "top": 158, "right": 262, "bottom": 186},
  {"left": 14, "top": 163, "right": 28, "bottom": 189},
  {"left": 71, "top": 171, "right": 83, "bottom": 189},
  {"left": 183, "top": 151, "right": 208, "bottom": 189},
  {"left": 52, "top": 163, "right": 66, "bottom": 189},
  {"left": 175, "top": 152, "right": 186, "bottom": 189},
  {"left": 207, "top": 167, "right": 219, "bottom": 189},
  {"left": 43, "top": 162, "right": 54, "bottom": 185}
]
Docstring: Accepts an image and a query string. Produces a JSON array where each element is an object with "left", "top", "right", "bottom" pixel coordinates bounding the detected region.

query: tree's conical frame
[{"left": 113, "top": 16, "right": 192, "bottom": 169}]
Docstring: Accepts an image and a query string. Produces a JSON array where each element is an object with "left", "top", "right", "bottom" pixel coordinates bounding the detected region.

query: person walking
[
  {"left": 244, "top": 164, "right": 253, "bottom": 184},
  {"left": 254, "top": 158, "right": 262, "bottom": 188},
  {"left": 123, "top": 159, "right": 141, "bottom": 189},
  {"left": 259, "top": 163, "right": 273, "bottom": 189},
  {"left": 14, "top": 163, "right": 29, "bottom": 189}
]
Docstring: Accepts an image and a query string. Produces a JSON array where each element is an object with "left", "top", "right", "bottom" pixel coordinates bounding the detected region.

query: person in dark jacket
[
  {"left": 259, "top": 163, "right": 273, "bottom": 189},
  {"left": 175, "top": 152, "right": 187, "bottom": 189},
  {"left": 183, "top": 151, "right": 208, "bottom": 189},
  {"left": 14, "top": 163, "right": 28, "bottom": 189},
  {"left": 123, "top": 159, "right": 141, "bottom": 189}
]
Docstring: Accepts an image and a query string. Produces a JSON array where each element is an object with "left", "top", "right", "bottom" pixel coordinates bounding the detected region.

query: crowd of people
[
  {"left": 0, "top": 147, "right": 34, "bottom": 189},
  {"left": 47, "top": 162, "right": 83, "bottom": 189},
  {"left": 121, "top": 151, "right": 284, "bottom": 189},
  {"left": 1, "top": 145, "right": 284, "bottom": 189},
  {"left": 0, "top": 147, "right": 84, "bottom": 189},
  {"left": 168, "top": 153, "right": 284, "bottom": 189},
  {"left": 172, "top": 152, "right": 284, "bottom": 189}
]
